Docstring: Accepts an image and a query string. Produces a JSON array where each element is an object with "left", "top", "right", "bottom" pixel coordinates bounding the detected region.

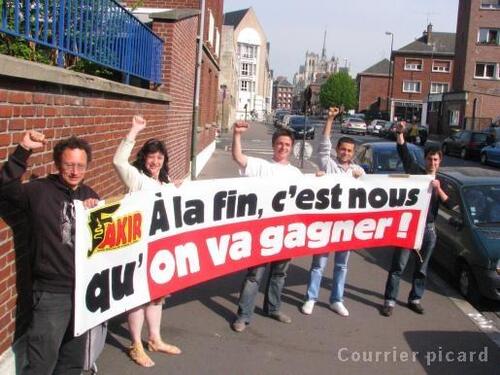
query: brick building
[
  {"left": 128, "top": 0, "right": 224, "bottom": 176},
  {"left": 389, "top": 24, "right": 455, "bottom": 124},
  {"left": 0, "top": 1, "right": 223, "bottom": 371},
  {"left": 272, "top": 77, "right": 293, "bottom": 110},
  {"left": 357, "top": 59, "right": 390, "bottom": 118},
  {"left": 427, "top": 0, "right": 500, "bottom": 135}
]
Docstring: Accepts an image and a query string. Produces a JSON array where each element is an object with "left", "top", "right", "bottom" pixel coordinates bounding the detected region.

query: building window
[
  {"left": 241, "top": 63, "right": 249, "bottom": 76},
  {"left": 402, "top": 80, "right": 421, "bottom": 93},
  {"left": 241, "top": 81, "right": 248, "bottom": 91},
  {"left": 432, "top": 60, "right": 451, "bottom": 72},
  {"left": 480, "top": 0, "right": 500, "bottom": 9},
  {"left": 430, "top": 82, "right": 449, "bottom": 94},
  {"left": 449, "top": 110, "right": 460, "bottom": 126},
  {"left": 478, "top": 28, "right": 500, "bottom": 45},
  {"left": 404, "top": 58, "right": 423, "bottom": 71},
  {"left": 474, "top": 63, "right": 496, "bottom": 79},
  {"left": 215, "top": 29, "right": 220, "bottom": 56},
  {"left": 239, "top": 44, "right": 257, "bottom": 59},
  {"left": 208, "top": 10, "right": 214, "bottom": 45}
]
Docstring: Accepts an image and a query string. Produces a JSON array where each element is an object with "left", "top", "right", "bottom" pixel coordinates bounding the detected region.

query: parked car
[
  {"left": 284, "top": 115, "right": 315, "bottom": 140},
  {"left": 367, "top": 119, "right": 387, "bottom": 135},
  {"left": 434, "top": 167, "right": 500, "bottom": 302},
  {"left": 380, "top": 121, "right": 394, "bottom": 138},
  {"left": 383, "top": 122, "right": 427, "bottom": 145},
  {"left": 482, "top": 126, "right": 500, "bottom": 143},
  {"left": 273, "top": 110, "right": 290, "bottom": 127},
  {"left": 441, "top": 130, "right": 490, "bottom": 159},
  {"left": 280, "top": 114, "right": 292, "bottom": 128},
  {"left": 355, "top": 142, "right": 425, "bottom": 174},
  {"left": 480, "top": 141, "right": 500, "bottom": 167},
  {"left": 341, "top": 117, "right": 367, "bottom": 135}
]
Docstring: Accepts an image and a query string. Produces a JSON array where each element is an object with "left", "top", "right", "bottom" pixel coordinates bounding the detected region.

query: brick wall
[
  {"left": 358, "top": 75, "right": 390, "bottom": 112},
  {"left": 0, "top": 79, "right": 174, "bottom": 356},
  {"left": 152, "top": 16, "right": 198, "bottom": 173},
  {"left": 392, "top": 54, "right": 455, "bottom": 101},
  {"left": 127, "top": 0, "right": 223, "bottom": 151}
]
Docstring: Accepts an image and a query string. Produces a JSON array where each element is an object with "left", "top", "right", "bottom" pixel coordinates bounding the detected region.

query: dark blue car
[
  {"left": 480, "top": 141, "right": 500, "bottom": 167},
  {"left": 355, "top": 142, "right": 425, "bottom": 174}
]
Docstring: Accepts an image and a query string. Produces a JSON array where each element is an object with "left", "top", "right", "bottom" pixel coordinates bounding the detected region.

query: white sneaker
[
  {"left": 301, "top": 300, "right": 315, "bottom": 315},
  {"left": 330, "top": 302, "right": 349, "bottom": 317}
]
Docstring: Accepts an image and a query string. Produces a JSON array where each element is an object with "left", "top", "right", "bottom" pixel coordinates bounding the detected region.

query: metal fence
[{"left": 0, "top": 0, "right": 163, "bottom": 84}]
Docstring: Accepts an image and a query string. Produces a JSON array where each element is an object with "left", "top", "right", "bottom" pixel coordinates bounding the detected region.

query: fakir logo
[{"left": 87, "top": 203, "right": 142, "bottom": 257}]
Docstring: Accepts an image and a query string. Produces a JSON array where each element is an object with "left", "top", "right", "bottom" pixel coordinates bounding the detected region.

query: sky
[{"left": 223, "top": 0, "right": 459, "bottom": 81}]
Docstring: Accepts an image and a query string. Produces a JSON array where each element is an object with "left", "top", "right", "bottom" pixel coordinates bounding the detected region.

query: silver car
[
  {"left": 367, "top": 119, "right": 387, "bottom": 135},
  {"left": 341, "top": 118, "right": 367, "bottom": 135}
]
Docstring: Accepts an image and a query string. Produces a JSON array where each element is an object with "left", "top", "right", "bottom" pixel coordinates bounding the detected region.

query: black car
[
  {"left": 434, "top": 167, "right": 500, "bottom": 302},
  {"left": 286, "top": 116, "right": 315, "bottom": 140},
  {"left": 441, "top": 130, "right": 490, "bottom": 159},
  {"left": 355, "top": 142, "right": 425, "bottom": 174}
]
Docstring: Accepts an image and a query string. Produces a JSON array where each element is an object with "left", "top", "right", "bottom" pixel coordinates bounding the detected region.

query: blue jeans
[
  {"left": 384, "top": 224, "right": 438, "bottom": 306},
  {"left": 305, "top": 251, "right": 350, "bottom": 304},
  {"left": 236, "top": 259, "right": 290, "bottom": 322}
]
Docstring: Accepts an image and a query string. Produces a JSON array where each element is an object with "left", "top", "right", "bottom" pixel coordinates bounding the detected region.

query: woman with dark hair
[{"left": 113, "top": 115, "right": 181, "bottom": 367}]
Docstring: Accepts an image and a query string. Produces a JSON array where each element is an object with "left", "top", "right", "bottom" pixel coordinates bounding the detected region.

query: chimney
[{"left": 426, "top": 23, "right": 433, "bottom": 45}]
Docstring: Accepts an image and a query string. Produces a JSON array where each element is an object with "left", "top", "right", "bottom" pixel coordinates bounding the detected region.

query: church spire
[{"left": 321, "top": 29, "right": 327, "bottom": 59}]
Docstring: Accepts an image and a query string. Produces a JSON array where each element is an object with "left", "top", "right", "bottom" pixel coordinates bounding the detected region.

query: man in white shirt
[
  {"left": 302, "top": 107, "right": 364, "bottom": 317},
  {"left": 231, "top": 122, "right": 302, "bottom": 332}
]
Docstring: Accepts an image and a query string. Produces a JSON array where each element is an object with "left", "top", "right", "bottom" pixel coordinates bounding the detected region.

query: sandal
[
  {"left": 129, "top": 342, "right": 155, "bottom": 367},
  {"left": 147, "top": 339, "right": 182, "bottom": 355}
]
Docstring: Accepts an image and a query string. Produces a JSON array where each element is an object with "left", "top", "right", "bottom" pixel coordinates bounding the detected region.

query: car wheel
[
  {"left": 460, "top": 148, "right": 468, "bottom": 160},
  {"left": 458, "top": 263, "right": 481, "bottom": 304},
  {"left": 480, "top": 153, "right": 488, "bottom": 165},
  {"left": 442, "top": 144, "right": 448, "bottom": 155}
]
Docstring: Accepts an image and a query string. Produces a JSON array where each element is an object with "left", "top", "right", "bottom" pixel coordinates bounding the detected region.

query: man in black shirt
[
  {"left": 381, "top": 121, "right": 449, "bottom": 316},
  {"left": 1, "top": 130, "right": 99, "bottom": 374}
]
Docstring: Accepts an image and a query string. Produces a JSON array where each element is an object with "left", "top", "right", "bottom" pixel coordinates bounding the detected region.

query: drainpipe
[
  {"left": 472, "top": 97, "right": 477, "bottom": 130},
  {"left": 190, "top": 0, "right": 206, "bottom": 180}
]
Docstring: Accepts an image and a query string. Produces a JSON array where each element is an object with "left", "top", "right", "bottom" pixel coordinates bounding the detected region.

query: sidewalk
[{"left": 96, "top": 122, "right": 499, "bottom": 375}]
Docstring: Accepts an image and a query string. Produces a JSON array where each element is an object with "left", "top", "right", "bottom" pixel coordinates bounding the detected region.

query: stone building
[{"left": 223, "top": 8, "right": 273, "bottom": 120}]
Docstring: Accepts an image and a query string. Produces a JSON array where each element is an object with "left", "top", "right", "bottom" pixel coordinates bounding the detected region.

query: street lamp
[{"left": 385, "top": 31, "right": 394, "bottom": 119}]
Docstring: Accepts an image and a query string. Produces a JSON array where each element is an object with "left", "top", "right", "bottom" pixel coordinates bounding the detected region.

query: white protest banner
[{"left": 74, "top": 173, "right": 433, "bottom": 335}]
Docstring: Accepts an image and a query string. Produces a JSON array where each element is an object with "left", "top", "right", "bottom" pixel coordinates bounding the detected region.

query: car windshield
[
  {"left": 349, "top": 118, "right": 364, "bottom": 123},
  {"left": 462, "top": 185, "right": 500, "bottom": 225},
  {"left": 290, "top": 117, "right": 306, "bottom": 125},
  {"left": 374, "top": 147, "right": 424, "bottom": 173}
]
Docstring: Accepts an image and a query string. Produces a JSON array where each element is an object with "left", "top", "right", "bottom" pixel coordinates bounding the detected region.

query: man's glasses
[{"left": 61, "top": 163, "right": 87, "bottom": 172}]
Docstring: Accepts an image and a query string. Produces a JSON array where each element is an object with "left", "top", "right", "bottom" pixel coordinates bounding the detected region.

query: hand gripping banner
[{"left": 74, "top": 173, "right": 433, "bottom": 335}]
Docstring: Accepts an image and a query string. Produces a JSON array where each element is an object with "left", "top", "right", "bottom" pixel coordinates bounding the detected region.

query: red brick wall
[
  {"left": 126, "top": 0, "right": 223, "bottom": 152},
  {"left": 391, "top": 54, "right": 455, "bottom": 101},
  {"left": 153, "top": 16, "right": 198, "bottom": 173},
  {"left": 358, "top": 75, "right": 390, "bottom": 112},
  {"left": 454, "top": 0, "right": 500, "bottom": 120},
  {"left": 0, "top": 81, "right": 174, "bottom": 355}
]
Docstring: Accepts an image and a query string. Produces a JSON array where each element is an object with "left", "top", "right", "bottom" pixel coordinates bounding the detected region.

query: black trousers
[{"left": 23, "top": 291, "right": 85, "bottom": 375}]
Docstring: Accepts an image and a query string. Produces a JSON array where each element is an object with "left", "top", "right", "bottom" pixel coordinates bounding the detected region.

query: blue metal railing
[{"left": 0, "top": 0, "right": 163, "bottom": 84}]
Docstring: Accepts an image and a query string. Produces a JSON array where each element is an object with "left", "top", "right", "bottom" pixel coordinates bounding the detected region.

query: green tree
[{"left": 319, "top": 71, "right": 358, "bottom": 110}]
